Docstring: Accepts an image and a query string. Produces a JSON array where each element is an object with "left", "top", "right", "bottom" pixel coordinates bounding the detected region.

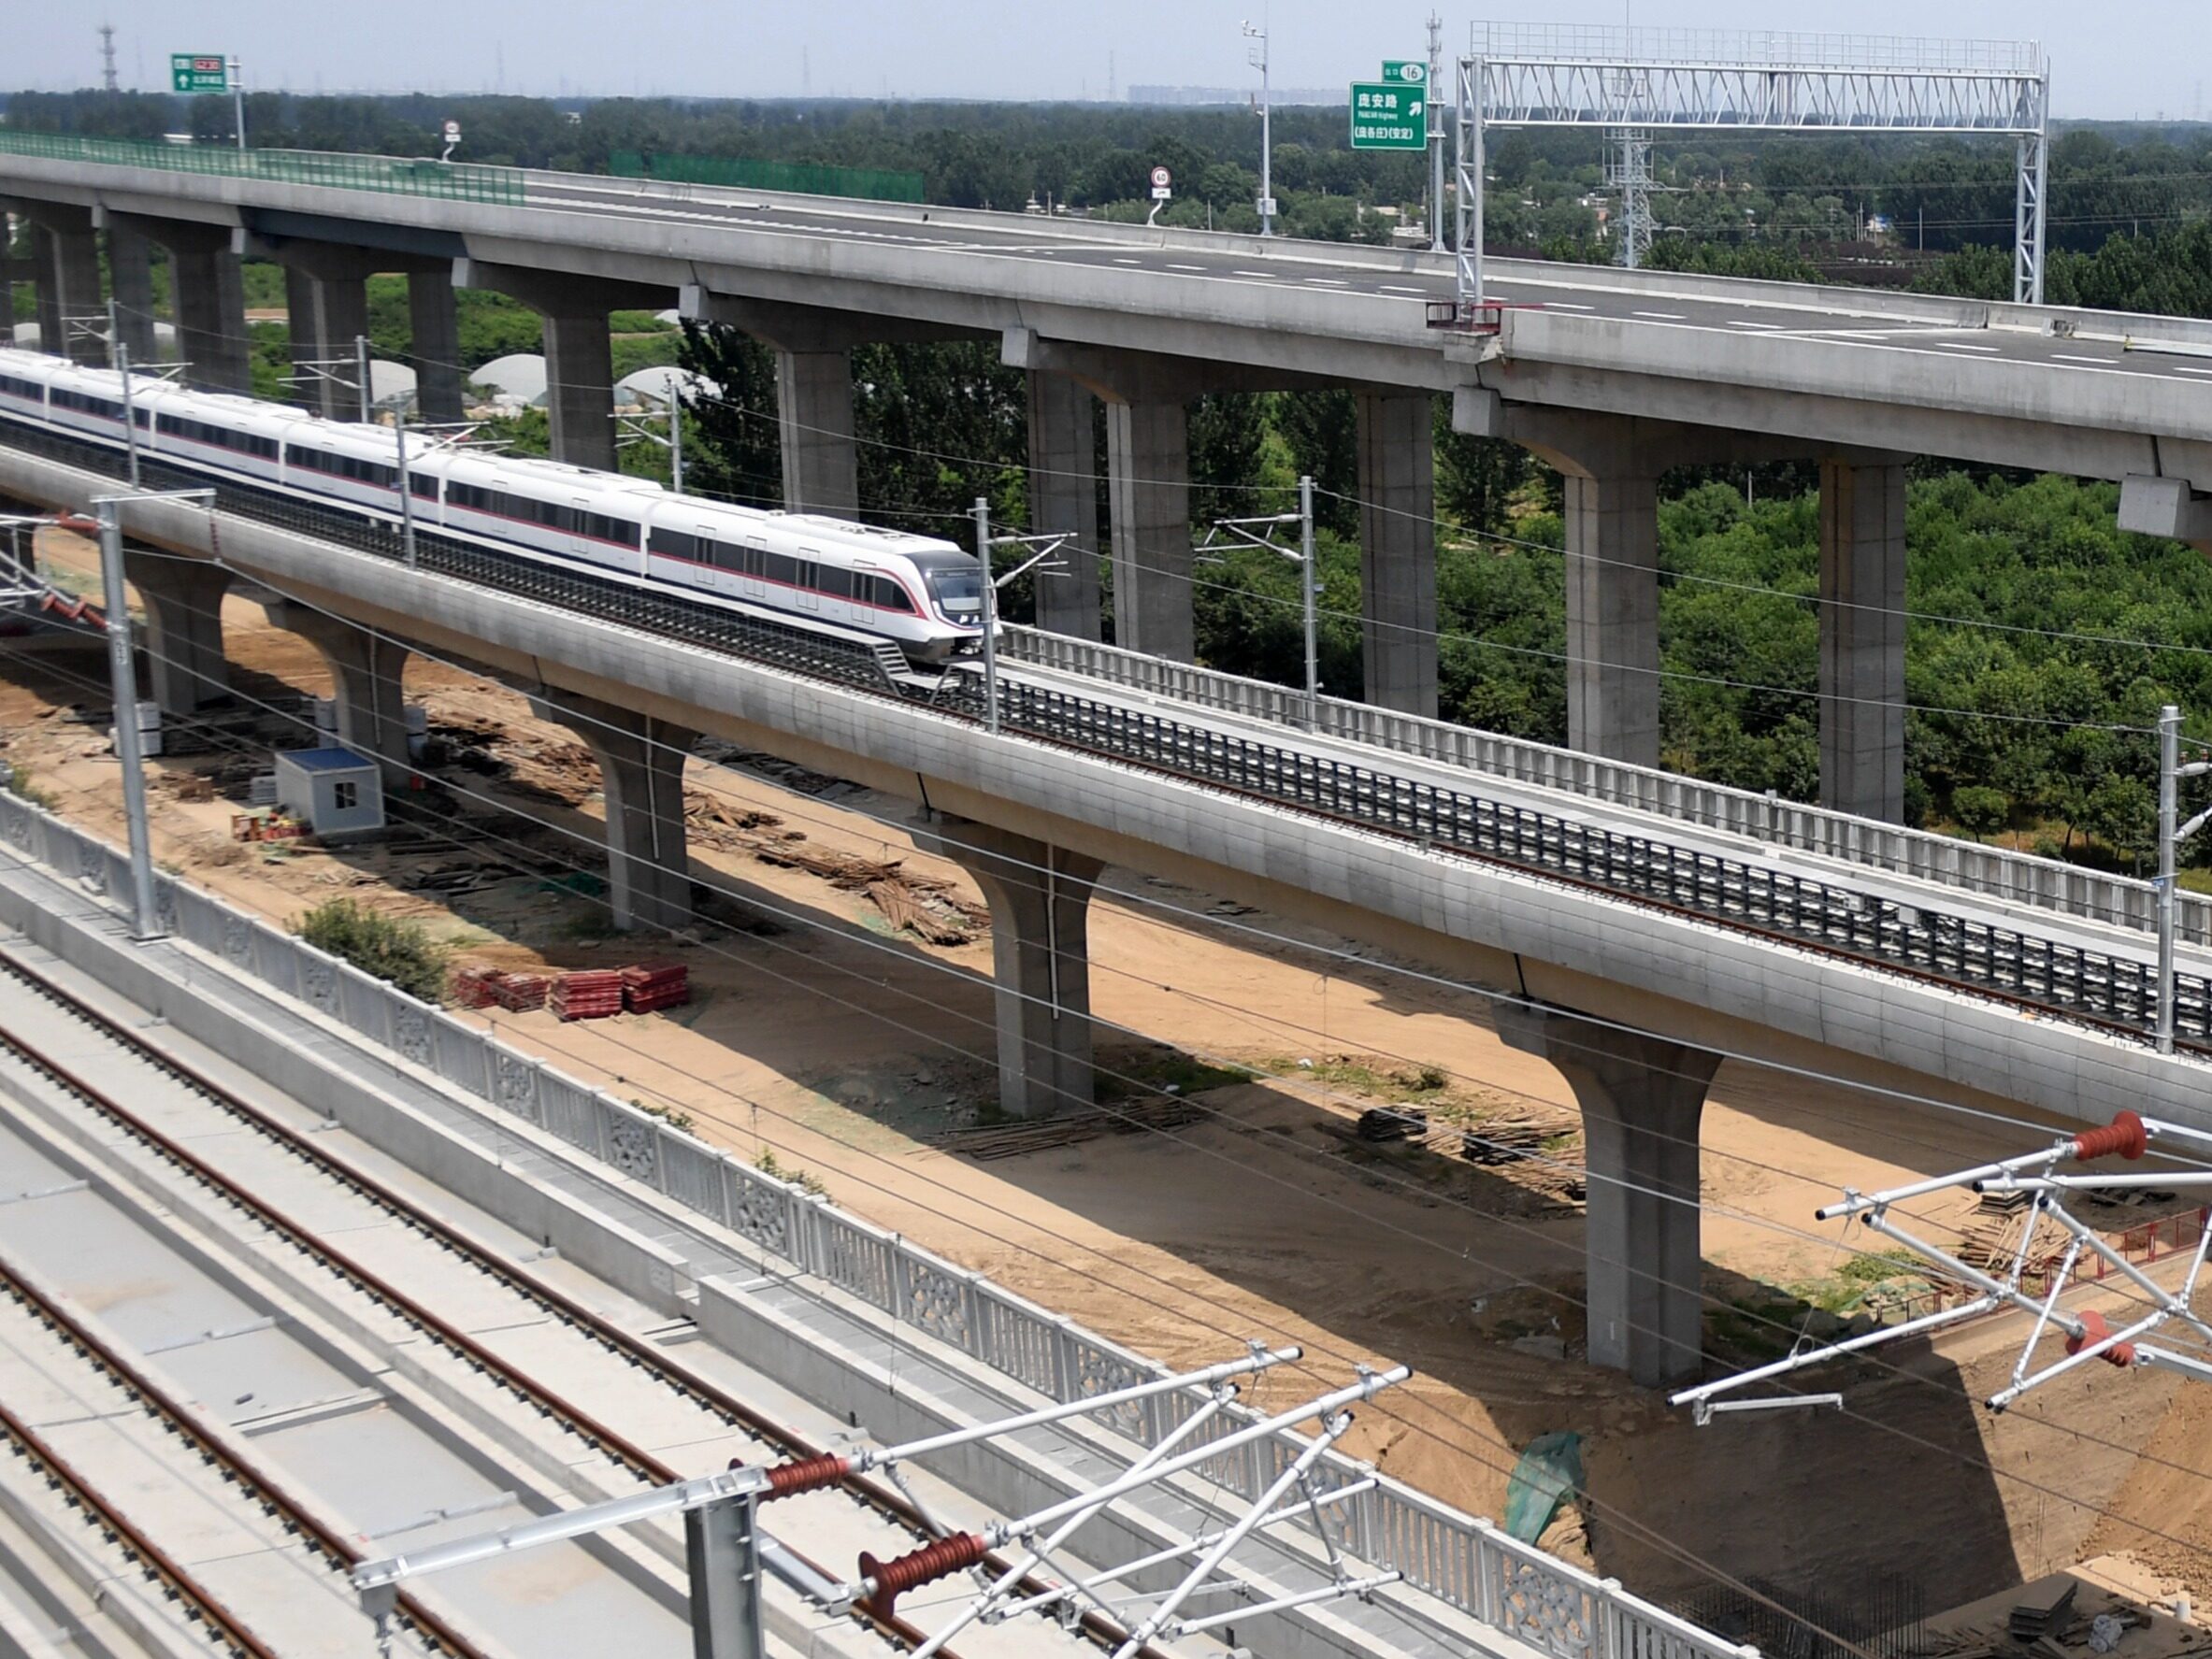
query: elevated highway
[
  {"left": 3, "top": 419, "right": 2208, "bottom": 1388},
  {"left": 5, "top": 137, "right": 2210, "bottom": 829}
]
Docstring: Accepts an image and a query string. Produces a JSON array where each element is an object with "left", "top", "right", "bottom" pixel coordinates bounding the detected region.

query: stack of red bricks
[
  {"left": 490, "top": 971, "right": 550, "bottom": 1013},
  {"left": 621, "top": 961, "right": 691, "bottom": 1015},
  {"left": 551, "top": 968, "right": 626, "bottom": 1022},
  {"left": 451, "top": 964, "right": 501, "bottom": 1009}
]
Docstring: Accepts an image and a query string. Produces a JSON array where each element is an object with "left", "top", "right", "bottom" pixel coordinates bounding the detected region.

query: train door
[
  {"left": 569, "top": 498, "right": 591, "bottom": 557},
  {"left": 849, "top": 564, "right": 878, "bottom": 624},
  {"left": 696, "top": 525, "right": 724, "bottom": 589},
  {"left": 742, "top": 536, "right": 768, "bottom": 600},
  {"left": 797, "top": 551, "right": 820, "bottom": 611}
]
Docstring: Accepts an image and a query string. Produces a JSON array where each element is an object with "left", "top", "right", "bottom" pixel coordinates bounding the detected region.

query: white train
[{"left": 0, "top": 347, "right": 987, "bottom": 666}]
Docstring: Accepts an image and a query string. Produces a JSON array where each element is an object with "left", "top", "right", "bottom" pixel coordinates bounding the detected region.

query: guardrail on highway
[
  {"left": 0, "top": 786, "right": 1753, "bottom": 1659},
  {"left": 0, "top": 131, "right": 524, "bottom": 204},
  {"left": 1003, "top": 625, "right": 2212, "bottom": 947}
]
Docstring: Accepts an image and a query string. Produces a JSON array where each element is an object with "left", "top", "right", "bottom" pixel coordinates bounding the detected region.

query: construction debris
[
  {"left": 1357, "top": 1106, "right": 1429, "bottom": 1143},
  {"left": 622, "top": 961, "right": 691, "bottom": 1014},
  {"left": 2011, "top": 1581, "right": 2079, "bottom": 1644},
  {"left": 937, "top": 1095, "right": 1205, "bottom": 1161}
]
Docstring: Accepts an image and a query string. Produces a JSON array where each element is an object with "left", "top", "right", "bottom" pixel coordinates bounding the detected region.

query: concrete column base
[
  {"left": 913, "top": 817, "right": 1103, "bottom": 1119},
  {"left": 123, "top": 551, "right": 231, "bottom": 713},
  {"left": 1104, "top": 400, "right": 1193, "bottom": 663},
  {"left": 543, "top": 313, "right": 618, "bottom": 472},
  {"left": 258, "top": 599, "right": 412, "bottom": 779},
  {"left": 1026, "top": 369, "right": 1103, "bottom": 640},
  {"left": 1495, "top": 1002, "right": 1720, "bottom": 1385},
  {"left": 529, "top": 691, "right": 697, "bottom": 933},
  {"left": 1819, "top": 459, "right": 1908, "bottom": 823},
  {"left": 409, "top": 269, "right": 465, "bottom": 424},
  {"left": 1356, "top": 391, "right": 1439, "bottom": 718},
  {"left": 774, "top": 346, "right": 859, "bottom": 515}
]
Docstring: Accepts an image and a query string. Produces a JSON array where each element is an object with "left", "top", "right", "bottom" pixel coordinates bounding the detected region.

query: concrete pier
[
  {"left": 1356, "top": 391, "right": 1438, "bottom": 718},
  {"left": 1026, "top": 369, "right": 1103, "bottom": 640},
  {"left": 139, "top": 221, "right": 251, "bottom": 394},
  {"left": 1818, "top": 459, "right": 1909, "bottom": 823},
  {"left": 771, "top": 346, "right": 858, "bottom": 515},
  {"left": 123, "top": 551, "right": 230, "bottom": 713},
  {"left": 281, "top": 264, "right": 369, "bottom": 419},
  {"left": 1104, "top": 399, "right": 1193, "bottom": 663},
  {"left": 461, "top": 262, "right": 668, "bottom": 473},
  {"left": 916, "top": 818, "right": 1103, "bottom": 1118},
  {"left": 1560, "top": 469, "right": 1663, "bottom": 769},
  {"left": 259, "top": 599, "right": 413, "bottom": 778},
  {"left": 530, "top": 690, "right": 697, "bottom": 932},
  {"left": 25, "top": 208, "right": 102, "bottom": 365},
  {"left": 1496, "top": 1002, "right": 1720, "bottom": 1386},
  {"left": 409, "top": 268, "right": 465, "bottom": 424},
  {"left": 107, "top": 224, "right": 157, "bottom": 365}
]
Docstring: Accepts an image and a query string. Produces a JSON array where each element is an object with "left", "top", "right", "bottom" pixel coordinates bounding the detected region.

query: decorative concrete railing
[
  {"left": 0, "top": 786, "right": 1753, "bottom": 1659},
  {"left": 1003, "top": 625, "right": 2210, "bottom": 947}
]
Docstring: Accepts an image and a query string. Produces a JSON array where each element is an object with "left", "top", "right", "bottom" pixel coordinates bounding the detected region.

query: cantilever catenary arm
[{"left": 1676, "top": 1110, "right": 2212, "bottom": 1420}]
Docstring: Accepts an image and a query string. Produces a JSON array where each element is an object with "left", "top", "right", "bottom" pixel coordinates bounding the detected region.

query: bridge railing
[
  {"left": 1002, "top": 625, "right": 2211, "bottom": 947},
  {"left": 0, "top": 131, "right": 524, "bottom": 204},
  {"left": 0, "top": 784, "right": 1755, "bottom": 1659}
]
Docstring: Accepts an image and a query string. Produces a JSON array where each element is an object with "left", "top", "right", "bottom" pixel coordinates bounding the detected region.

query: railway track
[
  {"left": 0, "top": 944, "right": 1169, "bottom": 1659},
  {"left": 5, "top": 415, "right": 2205, "bottom": 1056}
]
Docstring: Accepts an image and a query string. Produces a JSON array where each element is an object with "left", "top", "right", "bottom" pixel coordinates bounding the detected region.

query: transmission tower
[
  {"left": 1604, "top": 125, "right": 1654, "bottom": 268},
  {"left": 98, "top": 22, "right": 119, "bottom": 93}
]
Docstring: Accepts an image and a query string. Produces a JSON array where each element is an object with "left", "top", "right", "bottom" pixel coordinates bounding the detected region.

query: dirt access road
[{"left": 0, "top": 531, "right": 2203, "bottom": 1618}]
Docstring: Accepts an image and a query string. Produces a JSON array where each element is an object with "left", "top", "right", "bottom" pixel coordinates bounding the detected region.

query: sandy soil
[{"left": 6, "top": 526, "right": 2211, "bottom": 1614}]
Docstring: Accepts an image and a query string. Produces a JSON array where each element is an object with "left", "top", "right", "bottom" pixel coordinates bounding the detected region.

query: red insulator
[
  {"left": 2065, "top": 1309, "right": 2138, "bottom": 1367},
  {"left": 2070, "top": 1109, "right": 2148, "bottom": 1164},
  {"left": 859, "top": 1534, "right": 987, "bottom": 1620},
  {"left": 762, "top": 1453, "right": 851, "bottom": 1498}
]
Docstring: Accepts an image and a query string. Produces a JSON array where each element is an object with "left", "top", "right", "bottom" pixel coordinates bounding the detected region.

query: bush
[
  {"left": 293, "top": 898, "right": 447, "bottom": 1003},
  {"left": 1, "top": 764, "right": 56, "bottom": 809}
]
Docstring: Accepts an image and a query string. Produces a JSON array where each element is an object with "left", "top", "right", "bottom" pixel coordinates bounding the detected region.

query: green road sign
[
  {"left": 1382, "top": 60, "right": 1427, "bottom": 84},
  {"left": 1350, "top": 80, "right": 1427, "bottom": 150},
  {"left": 170, "top": 53, "right": 229, "bottom": 93}
]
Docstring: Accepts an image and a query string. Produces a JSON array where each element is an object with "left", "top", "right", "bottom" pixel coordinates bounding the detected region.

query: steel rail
[
  {"left": 0, "top": 1385, "right": 287, "bottom": 1659},
  {"left": 6, "top": 416, "right": 2205, "bottom": 1056},
  {"left": 0, "top": 947, "right": 1173, "bottom": 1659},
  {"left": 0, "top": 1263, "right": 480, "bottom": 1659}
]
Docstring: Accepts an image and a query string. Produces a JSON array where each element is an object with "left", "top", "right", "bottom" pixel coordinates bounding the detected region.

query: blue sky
[{"left": 19, "top": 1, "right": 2206, "bottom": 120}]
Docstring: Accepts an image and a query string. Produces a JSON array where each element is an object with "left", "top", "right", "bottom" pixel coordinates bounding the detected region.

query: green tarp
[{"left": 1503, "top": 1431, "right": 1584, "bottom": 1543}]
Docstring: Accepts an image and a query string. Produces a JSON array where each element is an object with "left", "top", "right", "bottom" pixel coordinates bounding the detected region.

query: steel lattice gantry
[{"left": 1451, "top": 28, "right": 2050, "bottom": 307}]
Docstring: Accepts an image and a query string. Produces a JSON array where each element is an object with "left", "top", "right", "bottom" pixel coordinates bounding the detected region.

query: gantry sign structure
[{"left": 1451, "top": 26, "right": 2051, "bottom": 311}]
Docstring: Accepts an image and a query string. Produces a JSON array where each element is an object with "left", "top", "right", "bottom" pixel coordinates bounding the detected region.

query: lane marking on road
[
  {"left": 1380, "top": 285, "right": 1430, "bottom": 294},
  {"left": 1166, "top": 264, "right": 1209, "bottom": 272},
  {"left": 1935, "top": 341, "right": 2002, "bottom": 352},
  {"left": 1728, "top": 320, "right": 1786, "bottom": 329},
  {"left": 1632, "top": 310, "right": 1687, "bottom": 320},
  {"left": 1113, "top": 257, "right": 1142, "bottom": 265},
  {"left": 1233, "top": 269, "right": 1273, "bottom": 277},
  {"left": 1543, "top": 301, "right": 1595, "bottom": 310},
  {"left": 1304, "top": 277, "right": 1351, "bottom": 285},
  {"left": 2175, "top": 365, "right": 2212, "bottom": 377}
]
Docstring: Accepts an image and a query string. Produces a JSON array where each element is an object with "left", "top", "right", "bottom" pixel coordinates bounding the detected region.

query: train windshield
[{"left": 925, "top": 565, "right": 984, "bottom": 620}]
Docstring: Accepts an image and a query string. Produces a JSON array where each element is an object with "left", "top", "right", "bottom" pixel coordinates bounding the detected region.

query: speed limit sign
[{"left": 1150, "top": 164, "right": 1172, "bottom": 201}]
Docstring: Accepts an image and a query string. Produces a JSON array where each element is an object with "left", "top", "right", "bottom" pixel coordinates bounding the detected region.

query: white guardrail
[
  {"left": 1002, "top": 625, "right": 2212, "bottom": 948},
  {"left": 0, "top": 786, "right": 1751, "bottom": 1659}
]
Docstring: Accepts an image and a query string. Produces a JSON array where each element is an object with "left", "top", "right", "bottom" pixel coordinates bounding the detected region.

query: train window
[
  {"left": 874, "top": 578, "right": 913, "bottom": 613},
  {"left": 592, "top": 515, "right": 636, "bottom": 546},
  {"left": 715, "top": 542, "right": 746, "bottom": 572},
  {"left": 764, "top": 551, "right": 797, "bottom": 586},
  {"left": 650, "top": 528, "right": 695, "bottom": 562},
  {"left": 796, "top": 560, "right": 819, "bottom": 592},
  {"left": 818, "top": 566, "right": 852, "bottom": 600},
  {"left": 409, "top": 471, "right": 438, "bottom": 498}
]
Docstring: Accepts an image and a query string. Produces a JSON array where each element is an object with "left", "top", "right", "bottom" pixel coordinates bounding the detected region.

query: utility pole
[
  {"left": 394, "top": 404, "right": 417, "bottom": 569},
  {"left": 95, "top": 499, "right": 159, "bottom": 939},
  {"left": 1428, "top": 11, "right": 1445, "bottom": 253},
  {"left": 1199, "top": 488, "right": 1317, "bottom": 726},
  {"left": 229, "top": 57, "right": 247, "bottom": 151},
  {"left": 2156, "top": 705, "right": 2212, "bottom": 1053},
  {"left": 108, "top": 296, "right": 141, "bottom": 490},
  {"left": 1244, "top": 19, "right": 1272, "bottom": 236},
  {"left": 355, "top": 334, "right": 373, "bottom": 423},
  {"left": 972, "top": 499, "right": 1070, "bottom": 737}
]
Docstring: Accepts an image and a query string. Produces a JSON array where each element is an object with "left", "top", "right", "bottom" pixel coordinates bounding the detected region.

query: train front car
[{"left": 895, "top": 548, "right": 988, "bottom": 662}]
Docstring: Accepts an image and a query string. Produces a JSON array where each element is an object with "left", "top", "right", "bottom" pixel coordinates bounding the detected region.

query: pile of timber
[{"left": 939, "top": 1095, "right": 1204, "bottom": 1161}]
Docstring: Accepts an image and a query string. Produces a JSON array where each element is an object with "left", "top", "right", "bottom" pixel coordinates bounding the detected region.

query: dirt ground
[{"left": 6, "top": 528, "right": 2212, "bottom": 1626}]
